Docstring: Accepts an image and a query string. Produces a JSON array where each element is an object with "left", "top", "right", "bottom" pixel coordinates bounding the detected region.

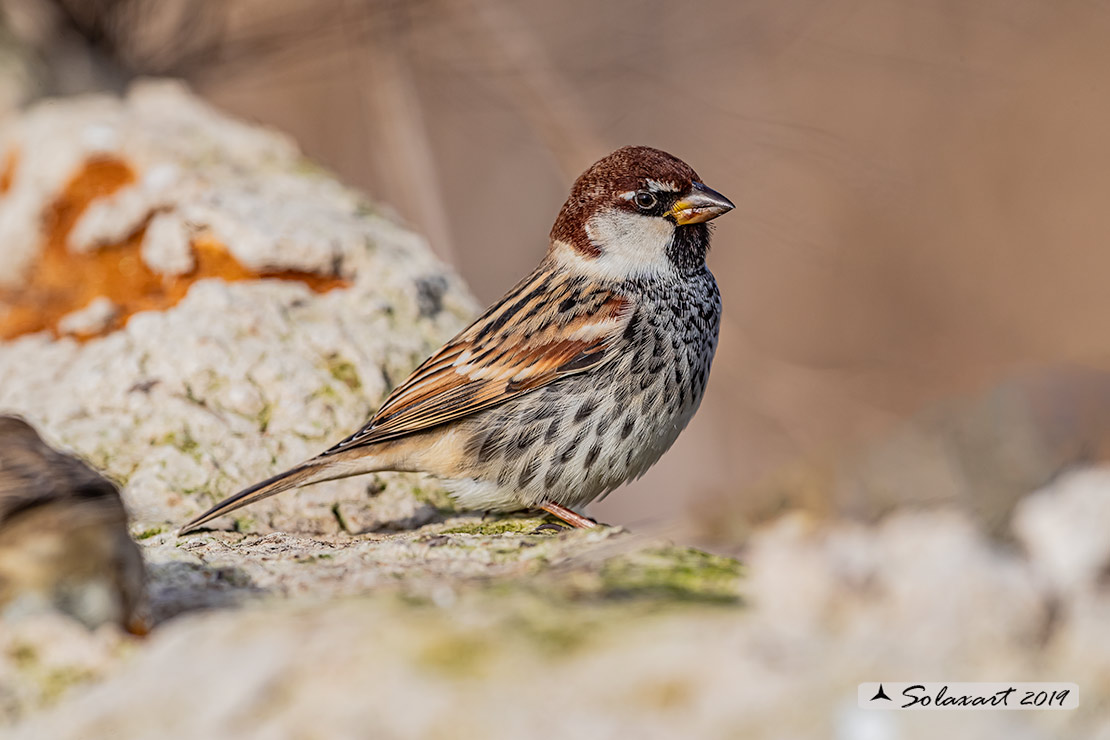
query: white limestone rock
[
  {"left": 1013, "top": 467, "right": 1110, "bottom": 597},
  {"left": 0, "top": 80, "right": 477, "bottom": 533},
  {"left": 0, "top": 613, "right": 131, "bottom": 726},
  {"left": 5, "top": 498, "right": 1095, "bottom": 740},
  {"left": 140, "top": 211, "right": 194, "bottom": 275},
  {"left": 56, "top": 296, "right": 119, "bottom": 336}
]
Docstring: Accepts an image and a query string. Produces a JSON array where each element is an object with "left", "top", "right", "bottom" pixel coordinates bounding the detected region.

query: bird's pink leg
[{"left": 539, "top": 502, "right": 598, "bottom": 529}]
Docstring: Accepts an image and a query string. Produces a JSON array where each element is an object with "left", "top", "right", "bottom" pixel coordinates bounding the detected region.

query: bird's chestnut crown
[{"left": 550, "top": 146, "right": 733, "bottom": 277}]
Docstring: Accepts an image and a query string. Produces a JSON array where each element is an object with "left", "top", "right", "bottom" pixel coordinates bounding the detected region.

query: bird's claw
[{"left": 531, "top": 521, "right": 571, "bottom": 534}]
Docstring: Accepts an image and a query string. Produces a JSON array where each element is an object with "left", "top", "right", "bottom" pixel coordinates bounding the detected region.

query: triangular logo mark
[{"left": 870, "top": 684, "right": 892, "bottom": 701}]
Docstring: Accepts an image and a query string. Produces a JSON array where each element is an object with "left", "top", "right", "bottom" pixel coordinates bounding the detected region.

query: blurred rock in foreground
[
  {"left": 5, "top": 469, "right": 1110, "bottom": 740},
  {"left": 0, "top": 415, "right": 144, "bottom": 632}
]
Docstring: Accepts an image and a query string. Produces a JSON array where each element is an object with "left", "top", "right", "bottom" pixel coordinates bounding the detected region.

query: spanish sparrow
[
  {"left": 181, "top": 146, "right": 733, "bottom": 533},
  {"left": 0, "top": 416, "right": 146, "bottom": 632}
]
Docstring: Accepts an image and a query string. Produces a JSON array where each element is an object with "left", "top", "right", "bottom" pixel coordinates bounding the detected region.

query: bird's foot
[
  {"left": 539, "top": 502, "right": 599, "bottom": 529},
  {"left": 531, "top": 521, "right": 571, "bottom": 534}
]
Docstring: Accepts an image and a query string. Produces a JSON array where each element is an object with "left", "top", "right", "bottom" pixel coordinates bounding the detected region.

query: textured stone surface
[
  {"left": 0, "top": 79, "right": 476, "bottom": 535},
  {"left": 9, "top": 468, "right": 1110, "bottom": 739},
  {"left": 0, "top": 614, "right": 132, "bottom": 726}
]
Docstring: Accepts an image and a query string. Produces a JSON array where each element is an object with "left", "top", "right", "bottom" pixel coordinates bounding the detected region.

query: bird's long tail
[{"left": 178, "top": 460, "right": 337, "bottom": 535}]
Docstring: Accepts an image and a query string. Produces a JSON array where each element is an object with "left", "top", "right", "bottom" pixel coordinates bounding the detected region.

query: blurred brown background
[{"left": 6, "top": 0, "right": 1110, "bottom": 531}]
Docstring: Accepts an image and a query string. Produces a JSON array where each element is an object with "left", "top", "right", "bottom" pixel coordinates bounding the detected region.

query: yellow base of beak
[{"left": 671, "top": 182, "right": 735, "bottom": 225}]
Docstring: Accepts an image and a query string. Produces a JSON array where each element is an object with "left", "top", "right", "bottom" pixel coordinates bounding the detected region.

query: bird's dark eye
[{"left": 633, "top": 191, "right": 657, "bottom": 210}]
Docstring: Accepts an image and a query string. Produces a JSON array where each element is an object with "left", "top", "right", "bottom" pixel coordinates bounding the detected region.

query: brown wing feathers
[
  {"left": 325, "top": 267, "right": 632, "bottom": 452},
  {"left": 181, "top": 269, "right": 633, "bottom": 533}
]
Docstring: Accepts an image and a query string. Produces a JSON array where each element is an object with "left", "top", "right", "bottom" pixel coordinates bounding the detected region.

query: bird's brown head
[{"left": 550, "top": 146, "right": 734, "bottom": 277}]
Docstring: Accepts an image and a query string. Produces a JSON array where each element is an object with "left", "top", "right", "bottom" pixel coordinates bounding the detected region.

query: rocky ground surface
[
  {"left": 0, "top": 84, "right": 1107, "bottom": 740},
  {"left": 4, "top": 470, "right": 1110, "bottom": 740}
]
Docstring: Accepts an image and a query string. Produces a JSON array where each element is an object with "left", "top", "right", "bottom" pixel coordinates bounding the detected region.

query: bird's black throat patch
[{"left": 667, "top": 223, "right": 712, "bottom": 274}]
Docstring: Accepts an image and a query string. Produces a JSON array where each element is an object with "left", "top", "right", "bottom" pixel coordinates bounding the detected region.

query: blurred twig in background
[
  {"left": 439, "top": 0, "right": 606, "bottom": 179},
  {"left": 347, "top": 0, "right": 455, "bottom": 261},
  {"left": 0, "top": 0, "right": 604, "bottom": 261}
]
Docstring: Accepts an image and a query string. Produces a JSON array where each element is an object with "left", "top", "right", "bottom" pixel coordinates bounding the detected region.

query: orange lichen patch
[
  {"left": 0, "top": 149, "right": 18, "bottom": 194},
  {"left": 0, "top": 156, "right": 349, "bottom": 341},
  {"left": 189, "top": 233, "right": 351, "bottom": 294}
]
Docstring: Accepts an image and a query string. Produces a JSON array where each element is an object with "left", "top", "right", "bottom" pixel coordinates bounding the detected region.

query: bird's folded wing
[{"left": 323, "top": 271, "right": 633, "bottom": 451}]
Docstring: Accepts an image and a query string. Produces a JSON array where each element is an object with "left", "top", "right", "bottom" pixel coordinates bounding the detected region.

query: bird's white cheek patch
[{"left": 565, "top": 209, "right": 676, "bottom": 281}]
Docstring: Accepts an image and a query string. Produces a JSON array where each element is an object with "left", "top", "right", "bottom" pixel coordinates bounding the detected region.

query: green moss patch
[
  {"left": 439, "top": 516, "right": 549, "bottom": 536},
  {"left": 416, "top": 632, "right": 495, "bottom": 678},
  {"left": 598, "top": 546, "right": 743, "bottom": 605},
  {"left": 325, "top": 355, "right": 362, "bottom": 391}
]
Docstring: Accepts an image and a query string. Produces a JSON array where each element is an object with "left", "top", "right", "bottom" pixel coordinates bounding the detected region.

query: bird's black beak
[{"left": 671, "top": 182, "right": 735, "bottom": 225}]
